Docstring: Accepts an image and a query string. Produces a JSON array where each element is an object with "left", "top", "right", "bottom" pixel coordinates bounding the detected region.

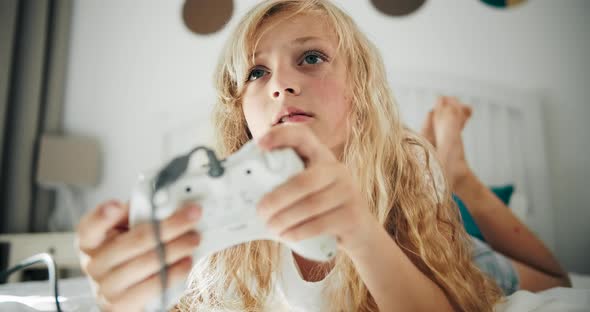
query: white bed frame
[{"left": 388, "top": 69, "right": 555, "bottom": 251}]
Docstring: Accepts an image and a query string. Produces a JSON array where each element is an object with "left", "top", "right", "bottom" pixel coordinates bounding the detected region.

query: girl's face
[{"left": 241, "top": 13, "right": 351, "bottom": 158}]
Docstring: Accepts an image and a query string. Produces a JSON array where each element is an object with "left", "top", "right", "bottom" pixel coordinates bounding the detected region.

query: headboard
[{"left": 388, "top": 70, "right": 555, "bottom": 250}]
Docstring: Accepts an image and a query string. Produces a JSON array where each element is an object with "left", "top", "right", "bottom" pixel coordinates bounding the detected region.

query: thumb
[{"left": 76, "top": 200, "right": 129, "bottom": 254}]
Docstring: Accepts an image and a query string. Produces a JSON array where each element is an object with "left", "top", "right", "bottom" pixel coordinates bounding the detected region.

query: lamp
[{"left": 36, "top": 134, "right": 101, "bottom": 229}]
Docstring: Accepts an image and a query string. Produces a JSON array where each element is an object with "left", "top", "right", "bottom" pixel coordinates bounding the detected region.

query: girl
[{"left": 77, "top": 0, "right": 504, "bottom": 311}]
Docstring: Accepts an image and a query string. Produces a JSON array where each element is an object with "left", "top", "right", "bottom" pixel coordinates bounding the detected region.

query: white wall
[{"left": 62, "top": 0, "right": 590, "bottom": 273}]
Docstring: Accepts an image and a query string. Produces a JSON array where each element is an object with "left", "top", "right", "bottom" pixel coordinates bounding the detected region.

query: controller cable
[
  {"left": 0, "top": 253, "right": 63, "bottom": 312},
  {"left": 150, "top": 146, "right": 224, "bottom": 311}
]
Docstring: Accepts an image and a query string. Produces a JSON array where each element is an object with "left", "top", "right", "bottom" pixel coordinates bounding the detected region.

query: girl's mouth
[{"left": 277, "top": 113, "right": 314, "bottom": 124}]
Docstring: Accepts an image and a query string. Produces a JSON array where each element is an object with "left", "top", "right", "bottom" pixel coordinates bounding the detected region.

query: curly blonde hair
[{"left": 177, "top": 0, "right": 504, "bottom": 311}]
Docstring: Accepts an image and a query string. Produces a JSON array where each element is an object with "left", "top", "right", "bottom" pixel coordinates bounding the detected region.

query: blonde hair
[{"left": 177, "top": 0, "right": 503, "bottom": 311}]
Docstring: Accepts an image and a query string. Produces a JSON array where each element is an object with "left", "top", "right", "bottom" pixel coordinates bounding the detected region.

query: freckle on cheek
[{"left": 513, "top": 226, "right": 520, "bottom": 234}]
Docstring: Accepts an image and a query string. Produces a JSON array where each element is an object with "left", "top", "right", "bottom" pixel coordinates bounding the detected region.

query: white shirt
[{"left": 273, "top": 244, "right": 336, "bottom": 311}]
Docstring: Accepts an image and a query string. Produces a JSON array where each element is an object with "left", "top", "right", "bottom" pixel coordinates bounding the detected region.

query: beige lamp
[{"left": 36, "top": 134, "right": 101, "bottom": 229}]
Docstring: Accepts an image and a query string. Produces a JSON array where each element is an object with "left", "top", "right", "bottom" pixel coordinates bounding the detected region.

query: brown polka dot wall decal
[
  {"left": 370, "top": 0, "right": 426, "bottom": 17},
  {"left": 182, "top": 0, "right": 233, "bottom": 35}
]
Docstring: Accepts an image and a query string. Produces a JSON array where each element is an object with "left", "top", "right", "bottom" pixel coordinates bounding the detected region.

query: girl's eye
[
  {"left": 246, "top": 50, "right": 328, "bottom": 82},
  {"left": 247, "top": 68, "right": 267, "bottom": 82},
  {"left": 301, "top": 51, "right": 327, "bottom": 65}
]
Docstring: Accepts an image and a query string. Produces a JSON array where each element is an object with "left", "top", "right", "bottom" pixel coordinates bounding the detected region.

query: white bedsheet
[
  {"left": 0, "top": 276, "right": 589, "bottom": 311},
  {"left": 0, "top": 277, "right": 97, "bottom": 311},
  {"left": 496, "top": 288, "right": 590, "bottom": 311}
]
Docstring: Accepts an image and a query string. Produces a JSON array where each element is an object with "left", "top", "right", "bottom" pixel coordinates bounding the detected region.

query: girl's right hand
[{"left": 75, "top": 200, "right": 202, "bottom": 311}]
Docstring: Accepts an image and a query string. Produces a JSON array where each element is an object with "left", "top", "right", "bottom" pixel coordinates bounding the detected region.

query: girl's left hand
[{"left": 255, "top": 123, "right": 379, "bottom": 255}]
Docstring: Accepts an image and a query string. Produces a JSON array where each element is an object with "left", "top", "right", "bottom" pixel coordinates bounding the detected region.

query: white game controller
[{"left": 129, "top": 140, "right": 338, "bottom": 264}]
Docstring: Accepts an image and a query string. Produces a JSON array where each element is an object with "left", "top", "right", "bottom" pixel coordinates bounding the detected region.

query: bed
[{"left": 0, "top": 273, "right": 588, "bottom": 311}]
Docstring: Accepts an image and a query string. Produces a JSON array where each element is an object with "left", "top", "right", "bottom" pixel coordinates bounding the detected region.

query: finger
[
  {"left": 280, "top": 204, "right": 349, "bottom": 242},
  {"left": 86, "top": 203, "right": 201, "bottom": 280},
  {"left": 267, "top": 176, "right": 348, "bottom": 235},
  {"left": 99, "top": 231, "right": 200, "bottom": 300},
  {"left": 77, "top": 200, "right": 129, "bottom": 253},
  {"left": 107, "top": 257, "right": 193, "bottom": 311},
  {"left": 256, "top": 123, "right": 333, "bottom": 165},
  {"left": 79, "top": 225, "right": 128, "bottom": 276},
  {"left": 257, "top": 164, "right": 338, "bottom": 220},
  {"left": 104, "top": 226, "right": 128, "bottom": 242}
]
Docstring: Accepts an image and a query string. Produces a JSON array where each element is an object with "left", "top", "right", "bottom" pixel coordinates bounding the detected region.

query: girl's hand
[
  {"left": 255, "top": 123, "right": 378, "bottom": 255},
  {"left": 76, "top": 200, "right": 202, "bottom": 311}
]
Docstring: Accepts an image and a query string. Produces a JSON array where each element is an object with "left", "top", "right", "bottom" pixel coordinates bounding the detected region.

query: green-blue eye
[
  {"left": 304, "top": 54, "right": 320, "bottom": 64},
  {"left": 301, "top": 51, "right": 326, "bottom": 65},
  {"left": 247, "top": 68, "right": 267, "bottom": 81}
]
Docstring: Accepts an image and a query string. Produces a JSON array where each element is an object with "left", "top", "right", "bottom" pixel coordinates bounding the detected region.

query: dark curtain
[{"left": 0, "top": 0, "right": 72, "bottom": 233}]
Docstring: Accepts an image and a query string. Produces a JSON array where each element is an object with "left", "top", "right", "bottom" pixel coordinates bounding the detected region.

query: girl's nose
[
  {"left": 273, "top": 87, "right": 297, "bottom": 98},
  {"left": 270, "top": 65, "right": 301, "bottom": 99}
]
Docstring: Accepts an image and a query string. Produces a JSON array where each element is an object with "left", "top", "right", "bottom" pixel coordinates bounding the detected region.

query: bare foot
[
  {"left": 427, "top": 96, "right": 473, "bottom": 190},
  {"left": 420, "top": 109, "right": 436, "bottom": 147}
]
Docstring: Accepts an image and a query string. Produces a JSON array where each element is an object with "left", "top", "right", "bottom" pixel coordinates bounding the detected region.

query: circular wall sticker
[
  {"left": 480, "top": 0, "right": 527, "bottom": 9},
  {"left": 182, "top": 0, "right": 233, "bottom": 35},
  {"left": 370, "top": 0, "right": 426, "bottom": 17}
]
